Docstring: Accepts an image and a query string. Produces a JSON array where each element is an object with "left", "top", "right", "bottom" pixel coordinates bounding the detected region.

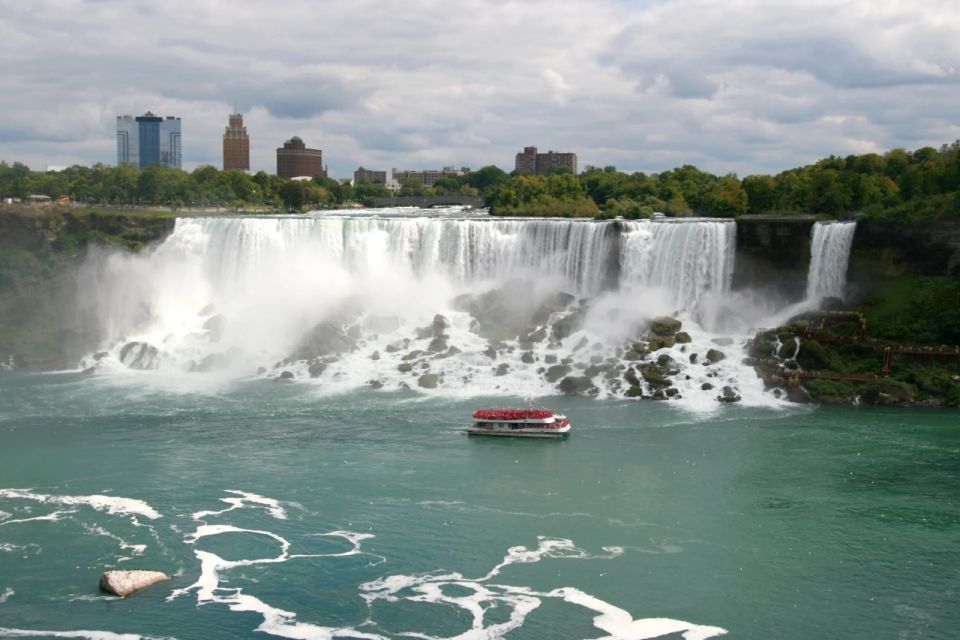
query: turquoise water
[{"left": 0, "top": 373, "right": 957, "bottom": 639}]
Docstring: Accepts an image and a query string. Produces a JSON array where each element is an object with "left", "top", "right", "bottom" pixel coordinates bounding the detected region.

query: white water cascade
[
  {"left": 619, "top": 219, "right": 736, "bottom": 311},
  {"left": 79, "top": 211, "right": 777, "bottom": 409},
  {"left": 806, "top": 221, "right": 857, "bottom": 303}
]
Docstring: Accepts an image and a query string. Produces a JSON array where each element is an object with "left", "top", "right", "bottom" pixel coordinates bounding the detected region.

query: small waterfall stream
[{"left": 806, "top": 221, "right": 857, "bottom": 303}]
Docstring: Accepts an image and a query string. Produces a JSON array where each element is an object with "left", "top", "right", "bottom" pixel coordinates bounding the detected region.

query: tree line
[{"left": 2, "top": 140, "right": 959, "bottom": 220}]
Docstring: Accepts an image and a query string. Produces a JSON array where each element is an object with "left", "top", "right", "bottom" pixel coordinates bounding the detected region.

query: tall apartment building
[
  {"left": 514, "top": 146, "right": 577, "bottom": 175},
  {"left": 354, "top": 167, "right": 387, "bottom": 184},
  {"left": 116, "top": 112, "right": 181, "bottom": 169},
  {"left": 222, "top": 113, "right": 249, "bottom": 171},
  {"left": 392, "top": 166, "right": 465, "bottom": 187},
  {"left": 276, "top": 136, "right": 325, "bottom": 179}
]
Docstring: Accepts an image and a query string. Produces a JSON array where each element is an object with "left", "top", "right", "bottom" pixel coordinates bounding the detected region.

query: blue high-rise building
[{"left": 116, "top": 112, "right": 181, "bottom": 169}]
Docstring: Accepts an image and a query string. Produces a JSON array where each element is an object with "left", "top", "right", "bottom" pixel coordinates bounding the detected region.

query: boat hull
[{"left": 466, "top": 425, "right": 571, "bottom": 438}]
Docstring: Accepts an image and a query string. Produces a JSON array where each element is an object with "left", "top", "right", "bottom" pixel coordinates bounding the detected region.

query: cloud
[{"left": 0, "top": 0, "right": 958, "bottom": 176}]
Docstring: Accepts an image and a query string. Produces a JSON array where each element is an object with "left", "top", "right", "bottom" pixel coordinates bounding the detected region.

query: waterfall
[
  {"left": 620, "top": 219, "right": 736, "bottom": 310},
  {"left": 806, "top": 221, "right": 857, "bottom": 303},
  {"left": 78, "top": 211, "right": 777, "bottom": 408}
]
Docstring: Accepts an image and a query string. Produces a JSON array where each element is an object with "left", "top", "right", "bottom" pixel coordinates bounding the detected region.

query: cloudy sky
[{"left": 1, "top": 0, "right": 958, "bottom": 178}]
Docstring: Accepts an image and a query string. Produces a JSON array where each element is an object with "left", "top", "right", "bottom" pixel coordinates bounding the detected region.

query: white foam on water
[
  {"left": 0, "top": 510, "right": 76, "bottom": 526},
  {"left": 192, "top": 490, "right": 288, "bottom": 521},
  {"left": 0, "top": 630, "right": 174, "bottom": 640},
  {"left": 0, "top": 588, "right": 12, "bottom": 604},
  {"left": 79, "top": 523, "right": 147, "bottom": 558},
  {"left": 0, "top": 489, "right": 161, "bottom": 520},
  {"left": 172, "top": 493, "right": 386, "bottom": 640},
  {"left": 556, "top": 588, "right": 727, "bottom": 639},
  {"left": 360, "top": 536, "right": 725, "bottom": 639}
]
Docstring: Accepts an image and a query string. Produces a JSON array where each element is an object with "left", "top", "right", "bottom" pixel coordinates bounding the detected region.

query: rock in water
[
  {"left": 650, "top": 316, "right": 682, "bottom": 336},
  {"left": 99, "top": 570, "right": 169, "bottom": 597},
  {"left": 119, "top": 342, "right": 160, "bottom": 370}
]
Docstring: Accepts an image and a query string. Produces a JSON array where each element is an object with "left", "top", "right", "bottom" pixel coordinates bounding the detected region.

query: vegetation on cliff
[
  {"left": 0, "top": 207, "right": 174, "bottom": 370},
  {"left": 751, "top": 278, "right": 960, "bottom": 408}
]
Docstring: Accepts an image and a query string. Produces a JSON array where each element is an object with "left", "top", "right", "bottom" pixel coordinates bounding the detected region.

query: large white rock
[{"left": 99, "top": 570, "right": 170, "bottom": 597}]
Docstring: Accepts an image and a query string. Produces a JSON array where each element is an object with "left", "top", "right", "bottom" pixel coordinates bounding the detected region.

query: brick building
[
  {"left": 354, "top": 166, "right": 387, "bottom": 184},
  {"left": 276, "top": 137, "right": 325, "bottom": 179},
  {"left": 514, "top": 146, "right": 577, "bottom": 175},
  {"left": 222, "top": 113, "right": 249, "bottom": 171},
  {"left": 392, "top": 166, "right": 465, "bottom": 187}
]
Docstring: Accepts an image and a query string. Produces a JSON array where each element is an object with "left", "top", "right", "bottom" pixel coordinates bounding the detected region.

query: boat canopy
[{"left": 472, "top": 409, "right": 555, "bottom": 421}]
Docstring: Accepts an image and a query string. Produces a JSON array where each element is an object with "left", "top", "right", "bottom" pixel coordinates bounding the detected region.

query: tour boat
[{"left": 467, "top": 408, "right": 571, "bottom": 438}]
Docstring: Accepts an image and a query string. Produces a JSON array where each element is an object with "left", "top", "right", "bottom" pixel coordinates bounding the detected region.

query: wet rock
[
  {"left": 368, "top": 379, "right": 384, "bottom": 389},
  {"left": 558, "top": 375, "right": 598, "bottom": 396},
  {"left": 705, "top": 349, "right": 726, "bottom": 364},
  {"left": 403, "top": 350, "right": 426, "bottom": 361},
  {"left": 397, "top": 363, "right": 413, "bottom": 373},
  {"left": 483, "top": 344, "right": 498, "bottom": 359},
  {"left": 495, "top": 363, "right": 510, "bottom": 376},
  {"left": 648, "top": 335, "right": 676, "bottom": 351},
  {"left": 624, "top": 367, "right": 641, "bottom": 387},
  {"left": 674, "top": 331, "right": 692, "bottom": 344},
  {"left": 551, "top": 311, "right": 584, "bottom": 341},
  {"left": 290, "top": 321, "right": 356, "bottom": 361},
  {"left": 119, "top": 342, "right": 160, "bottom": 370},
  {"left": 532, "top": 291, "right": 577, "bottom": 324},
  {"left": 427, "top": 335, "right": 448, "bottom": 353},
  {"left": 432, "top": 314, "right": 450, "bottom": 335},
  {"left": 625, "top": 385, "right": 643, "bottom": 398},
  {"left": 438, "top": 346, "right": 461, "bottom": 359},
  {"left": 545, "top": 364, "right": 572, "bottom": 383},
  {"left": 524, "top": 327, "right": 548, "bottom": 343},
  {"left": 624, "top": 349, "right": 643, "bottom": 361},
  {"left": 650, "top": 316, "right": 682, "bottom": 336},
  {"left": 521, "top": 351, "right": 536, "bottom": 364},
  {"left": 701, "top": 382, "right": 714, "bottom": 391},
  {"left": 370, "top": 351, "right": 380, "bottom": 361},
  {"left": 573, "top": 337, "right": 590, "bottom": 352},
  {"left": 307, "top": 361, "right": 327, "bottom": 378},
  {"left": 650, "top": 389, "right": 668, "bottom": 400},
  {"left": 656, "top": 354, "right": 676, "bottom": 368},
  {"left": 418, "top": 373, "right": 439, "bottom": 389},
  {"left": 640, "top": 365, "right": 670, "bottom": 388},
  {"left": 689, "top": 353, "right": 698, "bottom": 364},
  {"left": 584, "top": 365, "right": 601, "bottom": 378},
  {"left": 256, "top": 366, "right": 267, "bottom": 375},
  {"left": 665, "top": 387, "right": 680, "bottom": 398},
  {"left": 385, "top": 342, "right": 403, "bottom": 353},
  {"left": 711, "top": 337, "right": 735, "bottom": 346},
  {"left": 589, "top": 354, "right": 604, "bottom": 365},
  {"left": 717, "top": 386, "right": 742, "bottom": 402},
  {"left": 203, "top": 314, "right": 225, "bottom": 343},
  {"left": 544, "top": 354, "right": 558, "bottom": 364},
  {"left": 99, "top": 570, "right": 170, "bottom": 598}
]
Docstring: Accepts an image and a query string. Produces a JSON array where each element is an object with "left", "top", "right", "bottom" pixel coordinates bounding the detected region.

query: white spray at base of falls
[
  {"left": 806, "top": 221, "right": 857, "bottom": 304},
  {"left": 78, "top": 211, "right": 781, "bottom": 410}
]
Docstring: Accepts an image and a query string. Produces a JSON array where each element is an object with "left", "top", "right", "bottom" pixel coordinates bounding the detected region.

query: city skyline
[{"left": 1, "top": 1, "right": 958, "bottom": 178}]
